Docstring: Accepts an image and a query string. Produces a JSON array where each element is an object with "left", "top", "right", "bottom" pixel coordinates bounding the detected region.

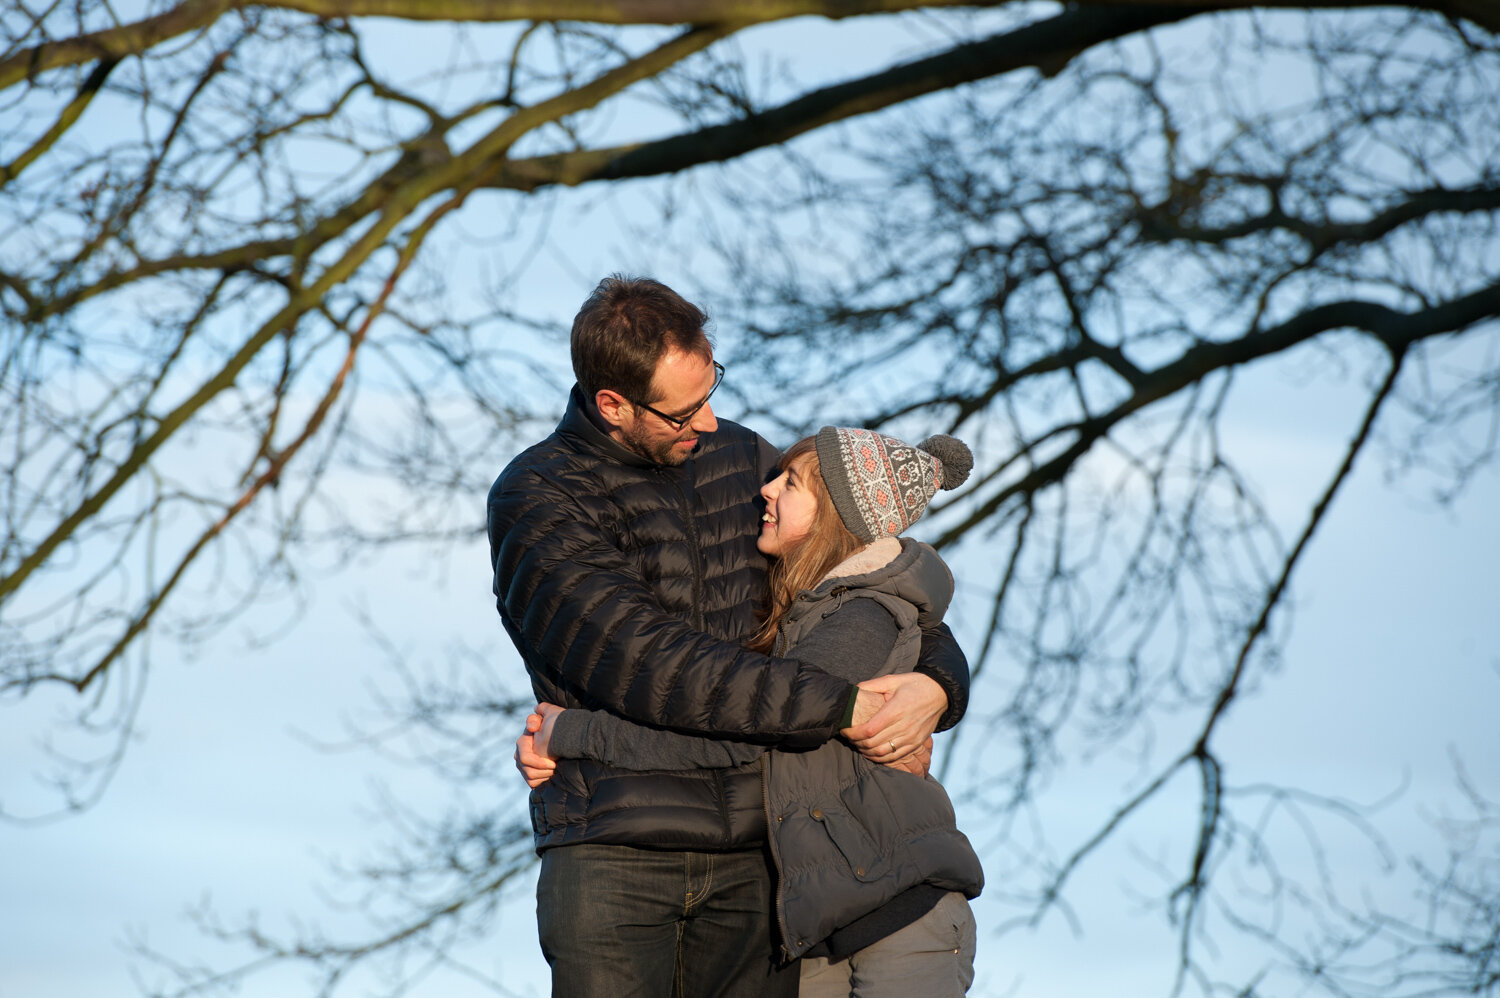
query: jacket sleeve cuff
[
  {"left": 545, "top": 710, "right": 591, "bottom": 760},
  {"left": 839, "top": 687, "right": 859, "bottom": 729}
]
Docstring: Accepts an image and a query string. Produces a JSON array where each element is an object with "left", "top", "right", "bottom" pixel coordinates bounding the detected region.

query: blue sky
[
  {"left": 3, "top": 8, "right": 1498, "bottom": 998},
  {"left": 3, "top": 304, "right": 1495, "bottom": 996}
]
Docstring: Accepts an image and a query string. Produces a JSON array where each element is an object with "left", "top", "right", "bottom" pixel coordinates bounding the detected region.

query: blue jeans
[{"left": 537, "top": 843, "right": 800, "bottom": 998}]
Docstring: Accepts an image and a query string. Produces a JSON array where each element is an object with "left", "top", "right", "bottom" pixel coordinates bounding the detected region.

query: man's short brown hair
[{"left": 571, "top": 275, "right": 712, "bottom": 402}]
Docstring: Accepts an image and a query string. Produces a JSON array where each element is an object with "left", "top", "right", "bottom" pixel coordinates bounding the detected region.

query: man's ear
[{"left": 594, "top": 389, "right": 630, "bottom": 428}]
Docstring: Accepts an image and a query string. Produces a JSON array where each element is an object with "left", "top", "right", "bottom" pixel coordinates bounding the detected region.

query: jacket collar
[
  {"left": 821, "top": 537, "right": 903, "bottom": 581},
  {"left": 800, "top": 536, "right": 953, "bottom": 628},
  {"left": 556, "top": 384, "right": 662, "bottom": 470}
]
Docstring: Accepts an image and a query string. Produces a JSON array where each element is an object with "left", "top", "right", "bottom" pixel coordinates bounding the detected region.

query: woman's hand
[
  {"left": 840, "top": 672, "right": 947, "bottom": 765},
  {"left": 533, "top": 701, "right": 566, "bottom": 757},
  {"left": 514, "top": 702, "right": 567, "bottom": 788},
  {"left": 883, "top": 736, "right": 934, "bottom": 777}
]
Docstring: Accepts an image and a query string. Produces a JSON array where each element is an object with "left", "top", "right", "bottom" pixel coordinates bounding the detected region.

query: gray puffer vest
[{"left": 764, "top": 539, "right": 985, "bottom": 960}]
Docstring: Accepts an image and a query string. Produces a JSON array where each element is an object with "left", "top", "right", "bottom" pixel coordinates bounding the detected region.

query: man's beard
[{"left": 620, "top": 420, "right": 697, "bottom": 466}]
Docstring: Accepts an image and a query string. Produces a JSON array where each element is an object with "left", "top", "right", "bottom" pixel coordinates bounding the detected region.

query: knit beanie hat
[{"left": 815, "top": 426, "right": 973, "bottom": 542}]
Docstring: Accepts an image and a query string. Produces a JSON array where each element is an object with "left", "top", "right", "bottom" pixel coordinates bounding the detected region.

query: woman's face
[{"left": 757, "top": 455, "right": 820, "bottom": 557}]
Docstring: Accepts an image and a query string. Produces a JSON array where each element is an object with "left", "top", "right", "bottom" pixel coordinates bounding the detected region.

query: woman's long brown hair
[{"left": 747, "top": 437, "right": 866, "bottom": 653}]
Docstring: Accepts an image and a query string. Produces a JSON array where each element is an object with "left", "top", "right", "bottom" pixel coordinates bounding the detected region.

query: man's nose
[{"left": 690, "top": 400, "right": 718, "bottom": 434}]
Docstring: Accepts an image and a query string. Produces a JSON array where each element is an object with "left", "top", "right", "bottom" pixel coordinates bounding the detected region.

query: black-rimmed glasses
[{"left": 632, "top": 362, "right": 725, "bottom": 430}]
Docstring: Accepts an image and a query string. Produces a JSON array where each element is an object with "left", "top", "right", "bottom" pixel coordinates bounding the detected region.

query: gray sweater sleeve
[{"left": 546, "top": 598, "right": 900, "bottom": 771}]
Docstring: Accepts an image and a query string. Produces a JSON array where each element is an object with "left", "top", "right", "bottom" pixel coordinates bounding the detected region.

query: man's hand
[
  {"left": 513, "top": 703, "right": 566, "bottom": 788},
  {"left": 840, "top": 672, "right": 947, "bottom": 764}
]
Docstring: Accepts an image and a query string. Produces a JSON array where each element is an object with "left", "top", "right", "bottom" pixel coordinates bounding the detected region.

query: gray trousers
[{"left": 798, "top": 891, "right": 977, "bottom": 998}]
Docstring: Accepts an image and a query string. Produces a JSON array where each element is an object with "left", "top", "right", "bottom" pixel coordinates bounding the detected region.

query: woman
[{"left": 521, "top": 426, "right": 983, "bottom": 996}]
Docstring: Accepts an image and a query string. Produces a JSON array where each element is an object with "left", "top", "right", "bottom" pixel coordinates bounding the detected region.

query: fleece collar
[{"left": 821, "top": 536, "right": 903, "bottom": 582}]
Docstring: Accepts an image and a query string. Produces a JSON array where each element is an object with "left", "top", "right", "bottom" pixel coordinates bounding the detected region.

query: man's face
[{"left": 615, "top": 347, "right": 720, "bottom": 466}]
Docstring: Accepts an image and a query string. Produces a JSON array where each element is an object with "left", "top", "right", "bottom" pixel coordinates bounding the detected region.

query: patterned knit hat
[{"left": 815, "top": 426, "right": 973, "bottom": 542}]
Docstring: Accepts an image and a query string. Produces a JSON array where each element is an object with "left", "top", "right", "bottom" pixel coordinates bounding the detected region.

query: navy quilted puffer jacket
[{"left": 488, "top": 387, "right": 858, "bottom": 851}]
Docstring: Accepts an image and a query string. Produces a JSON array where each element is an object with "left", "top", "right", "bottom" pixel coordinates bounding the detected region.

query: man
[{"left": 487, "top": 276, "right": 969, "bottom": 996}]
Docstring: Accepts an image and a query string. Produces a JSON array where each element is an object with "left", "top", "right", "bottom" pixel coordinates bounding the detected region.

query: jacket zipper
[
  {"left": 663, "top": 469, "right": 705, "bottom": 631},
  {"left": 666, "top": 466, "right": 724, "bottom": 838},
  {"left": 761, "top": 751, "right": 795, "bottom": 961}
]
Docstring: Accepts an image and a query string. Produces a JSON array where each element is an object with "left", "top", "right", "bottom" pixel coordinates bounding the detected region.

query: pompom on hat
[{"left": 815, "top": 426, "right": 973, "bottom": 542}]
